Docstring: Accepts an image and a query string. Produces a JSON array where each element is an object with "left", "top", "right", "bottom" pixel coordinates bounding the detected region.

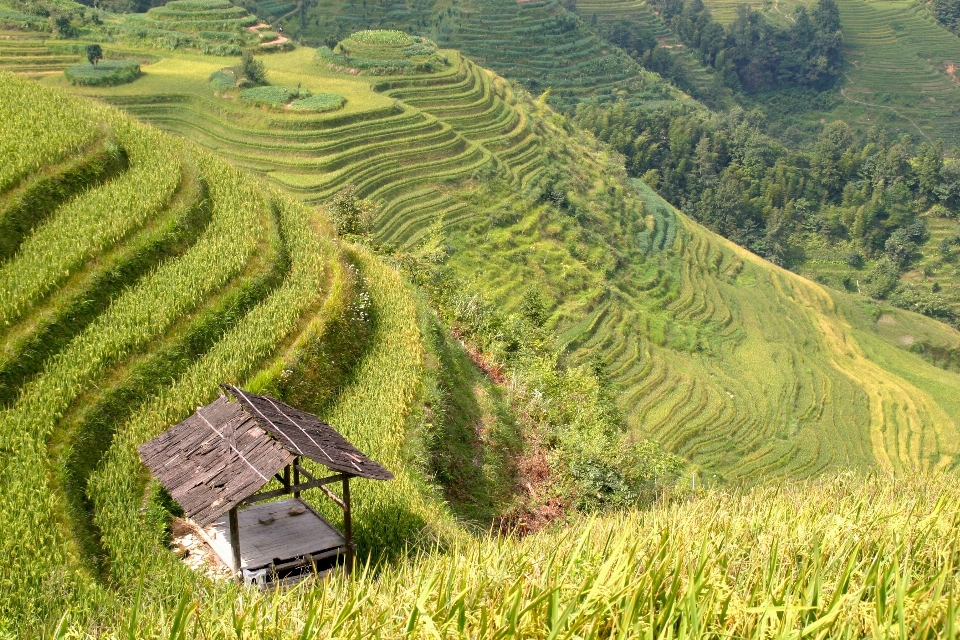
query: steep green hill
[
  {"left": 23, "top": 42, "right": 960, "bottom": 483},
  {"left": 0, "top": 69, "right": 454, "bottom": 626}
]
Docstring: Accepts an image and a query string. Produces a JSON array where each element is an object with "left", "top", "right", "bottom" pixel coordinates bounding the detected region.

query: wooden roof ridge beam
[{"left": 239, "top": 471, "right": 351, "bottom": 506}]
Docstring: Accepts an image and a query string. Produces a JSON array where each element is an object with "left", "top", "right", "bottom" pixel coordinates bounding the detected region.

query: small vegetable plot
[
  {"left": 64, "top": 60, "right": 141, "bottom": 86},
  {"left": 239, "top": 85, "right": 346, "bottom": 111}
]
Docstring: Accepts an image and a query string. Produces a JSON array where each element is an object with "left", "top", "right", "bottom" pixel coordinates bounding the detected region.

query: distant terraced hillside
[
  {"left": 18, "top": 39, "right": 960, "bottom": 482},
  {"left": 571, "top": 0, "right": 734, "bottom": 107},
  {"left": 291, "top": 0, "right": 695, "bottom": 111},
  {"left": 429, "top": 0, "right": 690, "bottom": 110},
  {"left": 831, "top": 0, "right": 960, "bottom": 149},
  {"left": 0, "top": 31, "right": 83, "bottom": 73}
]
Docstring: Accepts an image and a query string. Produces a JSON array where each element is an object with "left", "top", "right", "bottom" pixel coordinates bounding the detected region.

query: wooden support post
[
  {"left": 293, "top": 457, "right": 300, "bottom": 499},
  {"left": 283, "top": 463, "right": 291, "bottom": 492},
  {"left": 228, "top": 506, "right": 242, "bottom": 579},
  {"left": 342, "top": 476, "right": 353, "bottom": 574}
]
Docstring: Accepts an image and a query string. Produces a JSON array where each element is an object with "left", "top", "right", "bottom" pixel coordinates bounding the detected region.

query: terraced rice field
[
  {"left": 697, "top": 0, "right": 798, "bottom": 25},
  {"left": 0, "top": 32, "right": 82, "bottom": 73},
  {"left": 11, "top": 36, "right": 960, "bottom": 484},
  {"left": 0, "top": 69, "right": 332, "bottom": 617},
  {"left": 301, "top": 0, "right": 435, "bottom": 45},
  {"left": 83, "top": 48, "right": 543, "bottom": 249},
  {"left": 7, "top": 44, "right": 960, "bottom": 633},
  {"left": 692, "top": 0, "right": 960, "bottom": 148},
  {"left": 830, "top": 0, "right": 960, "bottom": 149},
  {"left": 125, "top": 0, "right": 258, "bottom": 33},
  {"left": 572, "top": 0, "right": 731, "bottom": 105}
]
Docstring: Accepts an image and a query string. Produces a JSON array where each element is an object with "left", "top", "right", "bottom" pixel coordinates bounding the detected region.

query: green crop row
[
  {"left": 0, "top": 73, "right": 99, "bottom": 193},
  {"left": 0, "top": 121, "right": 271, "bottom": 625},
  {"left": 89, "top": 189, "right": 333, "bottom": 590},
  {"left": 0, "top": 117, "right": 181, "bottom": 326},
  {"left": 0, "top": 155, "right": 210, "bottom": 411}
]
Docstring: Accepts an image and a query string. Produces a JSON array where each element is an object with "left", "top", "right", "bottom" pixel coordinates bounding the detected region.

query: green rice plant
[
  {"left": 0, "top": 135, "right": 128, "bottom": 264},
  {"left": 0, "top": 163, "right": 210, "bottom": 409},
  {"left": 37, "top": 472, "right": 960, "bottom": 638},
  {"left": 0, "top": 72, "right": 99, "bottom": 193},
  {"left": 0, "top": 117, "right": 182, "bottom": 327},
  {"left": 63, "top": 60, "right": 141, "bottom": 86}
]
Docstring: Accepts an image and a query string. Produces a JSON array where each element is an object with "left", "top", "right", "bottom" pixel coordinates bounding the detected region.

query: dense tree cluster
[
  {"left": 932, "top": 0, "right": 960, "bottom": 33},
  {"left": 653, "top": 0, "right": 843, "bottom": 92},
  {"left": 573, "top": 102, "right": 960, "bottom": 317}
]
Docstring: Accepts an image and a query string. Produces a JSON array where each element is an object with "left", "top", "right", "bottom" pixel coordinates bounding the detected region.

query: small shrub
[
  {"left": 239, "top": 50, "right": 266, "bottom": 85},
  {"left": 85, "top": 44, "right": 103, "bottom": 66},
  {"left": 64, "top": 60, "right": 141, "bottom": 86},
  {"left": 845, "top": 251, "right": 864, "bottom": 268},
  {"left": 327, "top": 185, "right": 377, "bottom": 236}
]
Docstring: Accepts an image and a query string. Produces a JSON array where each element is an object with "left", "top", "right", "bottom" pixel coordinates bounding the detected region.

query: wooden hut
[{"left": 139, "top": 383, "right": 393, "bottom": 585}]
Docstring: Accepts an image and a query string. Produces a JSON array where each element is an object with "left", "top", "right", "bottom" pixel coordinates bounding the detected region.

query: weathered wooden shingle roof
[
  {"left": 222, "top": 384, "right": 394, "bottom": 482},
  {"left": 138, "top": 385, "right": 393, "bottom": 526}
]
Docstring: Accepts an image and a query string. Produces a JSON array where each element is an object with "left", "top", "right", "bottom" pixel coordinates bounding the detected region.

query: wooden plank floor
[{"left": 204, "top": 498, "right": 345, "bottom": 571}]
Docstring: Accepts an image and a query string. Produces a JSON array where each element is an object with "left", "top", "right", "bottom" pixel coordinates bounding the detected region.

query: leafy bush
[
  {"left": 327, "top": 185, "right": 377, "bottom": 236},
  {"left": 238, "top": 50, "right": 265, "bottom": 85},
  {"left": 64, "top": 60, "right": 141, "bottom": 86},
  {"left": 289, "top": 92, "right": 345, "bottom": 112},
  {"left": 400, "top": 41, "right": 437, "bottom": 57},
  {"left": 207, "top": 69, "right": 235, "bottom": 91}
]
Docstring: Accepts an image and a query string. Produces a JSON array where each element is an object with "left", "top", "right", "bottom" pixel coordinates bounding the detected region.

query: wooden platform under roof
[
  {"left": 138, "top": 384, "right": 394, "bottom": 582},
  {"left": 200, "top": 498, "right": 345, "bottom": 572}
]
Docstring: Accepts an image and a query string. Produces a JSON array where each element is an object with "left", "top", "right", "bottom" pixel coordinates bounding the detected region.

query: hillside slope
[
  {"left": 21, "top": 43, "right": 960, "bottom": 482},
  {"left": 0, "top": 70, "right": 454, "bottom": 626},
  {"left": 0, "top": 74, "right": 958, "bottom": 638}
]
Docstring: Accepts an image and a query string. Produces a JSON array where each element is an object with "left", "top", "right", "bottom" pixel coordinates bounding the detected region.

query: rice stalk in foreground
[{"left": 41, "top": 472, "right": 960, "bottom": 639}]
